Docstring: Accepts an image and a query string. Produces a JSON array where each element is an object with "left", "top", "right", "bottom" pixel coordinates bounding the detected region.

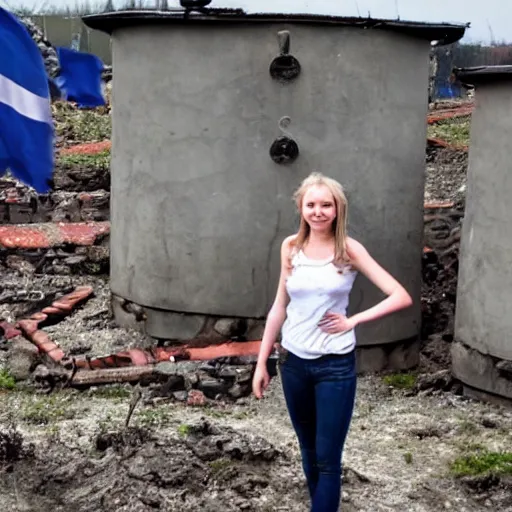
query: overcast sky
[{"left": 3, "top": 0, "right": 509, "bottom": 43}]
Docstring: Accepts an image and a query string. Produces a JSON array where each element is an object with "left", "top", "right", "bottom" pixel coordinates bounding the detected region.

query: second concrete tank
[{"left": 452, "top": 66, "right": 512, "bottom": 403}]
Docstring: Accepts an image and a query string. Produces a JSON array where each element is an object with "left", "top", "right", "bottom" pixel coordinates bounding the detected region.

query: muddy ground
[{"left": 0, "top": 359, "right": 512, "bottom": 512}]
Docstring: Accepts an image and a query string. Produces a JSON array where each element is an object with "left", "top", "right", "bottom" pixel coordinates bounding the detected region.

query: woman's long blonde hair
[{"left": 290, "top": 172, "right": 350, "bottom": 265}]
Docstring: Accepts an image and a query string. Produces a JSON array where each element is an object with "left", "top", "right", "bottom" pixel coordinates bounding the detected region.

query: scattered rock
[
  {"left": 481, "top": 416, "right": 500, "bottom": 429},
  {"left": 460, "top": 474, "right": 501, "bottom": 492},
  {"left": 409, "top": 426, "right": 443, "bottom": 440},
  {"left": 5, "top": 255, "right": 35, "bottom": 274},
  {"left": 185, "top": 421, "right": 280, "bottom": 463},
  {"left": 30, "top": 363, "right": 70, "bottom": 392},
  {"left": 173, "top": 390, "right": 188, "bottom": 402},
  {"left": 214, "top": 318, "right": 247, "bottom": 338},
  {"left": 343, "top": 465, "right": 371, "bottom": 484},
  {"left": 228, "top": 383, "right": 249, "bottom": 399},
  {"left": 6, "top": 337, "right": 40, "bottom": 381},
  {"left": 95, "top": 427, "right": 152, "bottom": 453},
  {"left": 150, "top": 360, "right": 255, "bottom": 402},
  {"left": 154, "top": 361, "right": 202, "bottom": 376},
  {"left": 219, "top": 365, "right": 252, "bottom": 383},
  {"left": 187, "top": 389, "right": 206, "bottom": 406},
  {"left": 198, "top": 377, "right": 229, "bottom": 399},
  {"left": 413, "top": 370, "right": 455, "bottom": 394}
]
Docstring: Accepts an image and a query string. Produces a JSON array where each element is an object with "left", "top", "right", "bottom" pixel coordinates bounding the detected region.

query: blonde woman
[{"left": 252, "top": 172, "right": 412, "bottom": 512}]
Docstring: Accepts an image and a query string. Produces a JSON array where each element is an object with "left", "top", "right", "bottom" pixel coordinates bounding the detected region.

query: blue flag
[
  {"left": 55, "top": 47, "right": 105, "bottom": 108},
  {"left": 0, "top": 8, "right": 54, "bottom": 194}
]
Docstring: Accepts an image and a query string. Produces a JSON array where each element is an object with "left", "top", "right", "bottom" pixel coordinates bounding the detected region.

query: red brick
[
  {"left": 0, "top": 225, "right": 49, "bottom": 249},
  {"left": 0, "top": 222, "right": 110, "bottom": 249}
]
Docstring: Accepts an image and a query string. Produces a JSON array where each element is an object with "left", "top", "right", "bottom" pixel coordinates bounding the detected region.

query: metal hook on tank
[
  {"left": 278, "top": 116, "right": 293, "bottom": 137},
  {"left": 269, "top": 116, "right": 300, "bottom": 165},
  {"left": 269, "top": 30, "right": 301, "bottom": 82}
]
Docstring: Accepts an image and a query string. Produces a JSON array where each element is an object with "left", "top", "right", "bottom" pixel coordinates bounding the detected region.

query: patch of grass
[
  {"left": 20, "top": 395, "right": 76, "bottom": 425},
  {"left": 58, "top": 150, "right": 110, "bottom": 170},
  {"left": 136, "top": 408, "right": 171, "bottom": 427},
  {"left": 53, "top": 102, "right": 111, "bottom": 142},
  {"left": 233, "top": 411, "right": 251, "bottom": 420},
  {"left": 383, "top": 373, "right": 416, "bottom": 390},
  {"left": 465, "top": 442, "right": 486, "bottom": 452},
  {"left": 450, "top": 449, "right": 512, "bottom": 477},
  {"left": 0, "top": 369, "right": 16, "bottom": 390},
  {"left": 203, "top": 409, "right": 228, "bottom": 419},
  {"left": 208, "top": 458, "right": 233, "bottom": 474},
  {"left": 98, "top": 413, "right": 114, "bottom": 433},
  {"left": 88, "top": 385, "right": 131, "bottom": 400},
  {"left": 427, "top": 118, "right": 471, "bottom": 147},
  {"left": 458, "top": 420, "right": 479, "bottom": 436},
  {"left": 404, "top": 452, "right": 413, "bottom": 464},
  {"left": 178, "top": 424, "right": 190, "bottom": 437},
  {"left": 45, "top": 424, "right": 60, "bottom": 439}
]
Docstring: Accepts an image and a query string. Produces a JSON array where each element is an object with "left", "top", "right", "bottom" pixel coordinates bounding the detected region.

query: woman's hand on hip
[
  {"left": 318, "top": 311, "right": 357, "bottom": 334},
  {"left": 252, "top": 364, "right": 270, "bottom": 399}
]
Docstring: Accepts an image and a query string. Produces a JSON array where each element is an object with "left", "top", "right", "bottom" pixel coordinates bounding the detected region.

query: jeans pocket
[{"left": 319, "top": 353, "right": 356, "bottom": 379}]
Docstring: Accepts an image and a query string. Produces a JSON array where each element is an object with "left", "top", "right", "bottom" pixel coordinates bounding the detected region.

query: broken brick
[
  {"left": 0, "top": 222, "right": 109, "bottom": 249},
  {"left": 187, "top": 389, "right": 206, "bottom": 406}
]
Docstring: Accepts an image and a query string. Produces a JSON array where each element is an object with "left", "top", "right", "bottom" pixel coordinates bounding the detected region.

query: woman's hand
[
  {"left": 318, "top": 311, "right": 357, "bottom": 334},
  {"left": 252, "top": 364, "right": 270, "bottom": 399}
]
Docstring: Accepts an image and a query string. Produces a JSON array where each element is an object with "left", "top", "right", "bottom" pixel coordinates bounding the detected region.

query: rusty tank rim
[{"left": 82, "top": 9, "right": 467, "bottom": 45}]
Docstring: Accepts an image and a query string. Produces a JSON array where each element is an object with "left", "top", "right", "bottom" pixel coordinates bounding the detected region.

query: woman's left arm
[
  {"left": 318, "top": 237, "right": 413, "bottom": 334},
  {"left": 347, "top": 237, "right": 413, "bottom": 328}
]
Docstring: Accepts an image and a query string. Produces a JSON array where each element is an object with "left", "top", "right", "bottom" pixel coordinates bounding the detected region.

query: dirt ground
[
  {"left": 425, "top": 147, "right": 468, "bottom": 205},
  {"left": 0, "top": 358, "right": 512, "bottom": 512}
]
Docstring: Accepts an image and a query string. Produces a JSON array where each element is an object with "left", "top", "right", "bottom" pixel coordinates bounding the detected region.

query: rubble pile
[
  {"left": 20, "top": 17, "right": 60, "bottom": 80},
  {"left": 0, "top": 222, "right": 110, "bottom": 277},
  {"left": 0, "top": 157, "right": 110, "bottom": 225},
  {"left": 0, "top": 282, "right": 267, "bottom": 402},
  {"left": 422, "top": 201, "right": 463, "bottom": 341},
  {"left": 146, "top": 357, "right": 265, "bottom": 403},
  {"left": 419, "top": 115, "right": 469, "bottom": 372}
]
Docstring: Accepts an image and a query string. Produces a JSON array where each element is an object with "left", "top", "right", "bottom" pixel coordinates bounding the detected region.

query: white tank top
[{"left": 281, "top": 249, "right": 358, "bottom": 359}]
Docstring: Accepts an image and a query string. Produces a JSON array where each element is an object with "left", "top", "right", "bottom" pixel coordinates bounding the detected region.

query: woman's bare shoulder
[
  {"left": 281, "top": 234, "right": 299, "bottom": 260},
  {"left": 282, "top": 233, "right": 298, "bottom": 248},
  {"left": 346, "top": 236, "right": 368, "bottom": 257}
]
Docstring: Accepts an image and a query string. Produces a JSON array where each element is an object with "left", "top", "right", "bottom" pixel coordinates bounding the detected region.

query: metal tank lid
[
  {"left": 82, "top": 2, "right": 467, "bottom": 45},
  {"left": 455, "top": 66, "right": 512, "bottom": 86}
]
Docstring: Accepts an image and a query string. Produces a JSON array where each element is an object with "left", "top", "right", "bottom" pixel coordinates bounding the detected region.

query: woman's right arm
[{"left": 252, "top": 236, "right": 294, "bottom": 398}]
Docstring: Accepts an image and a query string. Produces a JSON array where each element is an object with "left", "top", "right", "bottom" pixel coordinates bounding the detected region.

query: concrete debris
[{"left": 19, "top": 17, "right": 60, "bottom": 80}]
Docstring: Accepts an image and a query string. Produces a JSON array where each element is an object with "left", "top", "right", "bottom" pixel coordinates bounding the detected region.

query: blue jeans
[{"left": 280, "top": 350, "right": 357, "bottom": 512}]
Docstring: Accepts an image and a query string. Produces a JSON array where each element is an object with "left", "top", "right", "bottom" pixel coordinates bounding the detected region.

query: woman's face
[{"left": 301, "top": 185, "right": 337, "bottom": 234}]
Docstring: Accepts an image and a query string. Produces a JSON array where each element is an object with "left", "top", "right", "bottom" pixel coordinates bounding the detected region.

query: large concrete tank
[
  {"left": 452, "top": 66, "right": 512, "bottom": 404},
  {"left": 83, "top": 6, "right": 465, "bottom": 372}
]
